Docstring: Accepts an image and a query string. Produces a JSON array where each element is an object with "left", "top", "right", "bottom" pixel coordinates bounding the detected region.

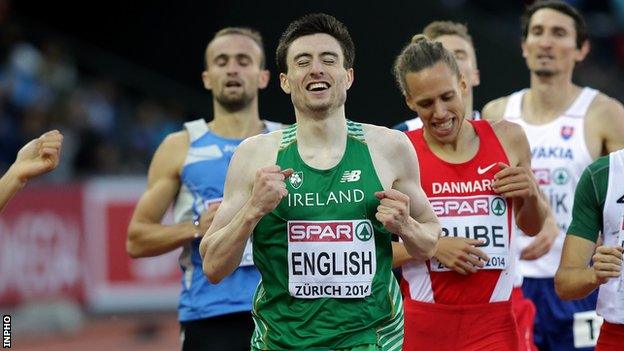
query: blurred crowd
[
  {"left": 0, "top": 5, "right": 188, "bottom": 180},
  {"left": 3, "top": 0, "right": 624, "bottom": 180}
]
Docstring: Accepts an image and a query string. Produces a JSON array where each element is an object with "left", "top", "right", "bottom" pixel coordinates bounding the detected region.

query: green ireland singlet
[{"left": 250, "top": 121, "right": 403, "bottom": 351}]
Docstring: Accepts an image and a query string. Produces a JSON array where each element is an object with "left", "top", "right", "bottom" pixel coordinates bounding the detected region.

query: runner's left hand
[
  {"left": 492, "top": 163, "right": 537, "bottom": 200},
  {"left": 375, "top": 189, "right": 411, "bottom": 237}
]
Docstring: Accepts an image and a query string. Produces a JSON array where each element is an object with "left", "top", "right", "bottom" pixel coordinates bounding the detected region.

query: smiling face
[
  {"left": 202, "top": 34, "right": 269, "bottom": 111},
  {"left": 522, "top": 8, "right": 588, "bottom": 78},
  {"left": 279, "top": 33, "right": 353, "bottom": 117},
  {"left": 405, "top": 61, "right": 467, "bottom": 144}
]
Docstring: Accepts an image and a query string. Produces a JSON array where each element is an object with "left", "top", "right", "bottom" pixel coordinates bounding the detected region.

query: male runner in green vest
[
  {"left": 199, "top": 13, "right": 441, "bottom": 350},
  {"left": 555, "top": 149, "right": 624, "bottom": 350}
]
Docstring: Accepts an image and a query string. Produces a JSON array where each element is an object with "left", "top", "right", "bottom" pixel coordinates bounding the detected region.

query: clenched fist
[
  {"left": 374, "top": 189, "right": 412, "bottom": 237},
  {"left": 249, "top": 165, "right": 293, "bottom": 218},
  {"left": 12, "top": 130, "right": 63, "bottom": 184}
]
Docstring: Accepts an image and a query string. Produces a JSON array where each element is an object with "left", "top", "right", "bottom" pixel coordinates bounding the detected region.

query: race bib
[
  {"left": 287, "top": 219, "right": 377, "bottom": 299},
  {"left": 573, "top": 310, "right": 603, "bottom": 348},
  {"left": 429, "top": 195, "right": 510, "bottom": 272}
]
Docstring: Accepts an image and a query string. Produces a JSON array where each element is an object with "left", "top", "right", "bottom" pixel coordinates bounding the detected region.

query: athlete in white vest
[
  {"left": 483, "top": 1, "right": 624, "bottom": 350},
  {"left": 556, "top": 149, "right": 624, "bottom": 351}
]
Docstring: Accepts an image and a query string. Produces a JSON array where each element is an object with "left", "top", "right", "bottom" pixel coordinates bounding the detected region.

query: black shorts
[{"left": 180, "top": 311, "right": 255, "bottom": 351}]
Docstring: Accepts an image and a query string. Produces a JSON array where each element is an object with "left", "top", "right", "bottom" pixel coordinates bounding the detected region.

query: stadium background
[{"left": 1, "top": 0, "right": 623, "bottom": 349}]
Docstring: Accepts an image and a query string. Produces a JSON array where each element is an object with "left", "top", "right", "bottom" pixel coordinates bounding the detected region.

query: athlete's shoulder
[
  {"left": 158, "top": 130, "right": 190, "bottom": 156},
  {"left": 362, "top": 123, "right": 411, "bottom": 147},
  {"left": 239, "top": 129, "right": 282, "bottom": 152},
  {"left": 490, "top": 119, "right": 525, "bottom": 142},
  {"left": 362, "top": 123, "right": 414, "bottom": 158},
  {"left": 586, "top": 154, "right": 610, "bottom": 177},
  {"left": 587, "top": 91, "right": 624, "bottom": 120},
  {"left": 481, "top": 96, "right": 511, "bottom": 123}
]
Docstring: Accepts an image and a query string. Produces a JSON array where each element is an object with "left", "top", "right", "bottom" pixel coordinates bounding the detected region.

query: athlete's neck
[
  {"left": 525, "top": 73, "right": 581, "bottom": 124},
  {"left": 465, "top": 93, "right": 474, "bottom": 120},
  {"left": 424, "top": 119, "right": 478, "bottom": 163},
  {"left": 209, "top": 98, "right": 264, "bottom": 138},
  {"left": 295, "top": 110, "right": 348, "bottom": 170}
]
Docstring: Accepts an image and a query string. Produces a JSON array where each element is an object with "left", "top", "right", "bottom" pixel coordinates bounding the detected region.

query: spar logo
[
  {"left": 355, "top": 221, "right": 373, "bottom": 241},
  {"left": 553, "top": 168, "right": 570, "bottom": 185},
  {"left": 430, "top": 197, "right": 490, "bottom": 217},
  {"left": 491, "top": 197, "right": 506, "bottom": 216},
  {"left": 288, "top": 220, "right": 373, "bottom": 242}
]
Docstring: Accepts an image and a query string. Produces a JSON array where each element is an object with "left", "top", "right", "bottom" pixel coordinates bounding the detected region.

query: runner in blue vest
[{"left": 126, "top": 27, "right": 283, "bottom": 351}]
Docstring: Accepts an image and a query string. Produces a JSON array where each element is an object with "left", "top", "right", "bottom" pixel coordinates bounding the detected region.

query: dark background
[
  {"left": 11, "top": 0, "right": 533, "bottom": 125},
  {"left": 4, "top": 0, "right": 623, "bottom": 175}
]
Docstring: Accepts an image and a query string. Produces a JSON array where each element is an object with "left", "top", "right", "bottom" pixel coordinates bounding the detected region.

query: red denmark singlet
[{"left": 403, "top": 120, "right": 516, "bottom": 304}]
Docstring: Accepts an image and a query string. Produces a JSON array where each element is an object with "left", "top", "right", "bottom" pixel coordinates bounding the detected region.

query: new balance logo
[
  {"left": 617, "top": 194, "right": 624, "bottom": 204},
  {"left": 340, "top": 170, "right": 361, "bottom": 183}
]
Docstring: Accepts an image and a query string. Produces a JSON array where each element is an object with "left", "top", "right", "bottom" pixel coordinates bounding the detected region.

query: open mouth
[
  {"left": 305, "top": 81, "right": 331, "bottom": 92},
  {"left": 431, "top": 117, "right": 455, "bottom": 133},
  {"left": 225, "top": 80, "right": 242, "bottom": 88},
  {"left": 537, "top": 54, "right": 554, "bottom": 60}
]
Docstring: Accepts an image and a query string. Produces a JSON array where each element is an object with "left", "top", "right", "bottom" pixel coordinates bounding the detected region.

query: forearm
[
  {"left": 516, "top": 194, "right": 548, "bottom": 236},
  {"left": 392, "top": 242, "right": 415, "bottom": 268},
  {"left": 399, "top": 217, "right": 440, "bottom": 261},
  {"left": 554, "top": 266, "right": 601, "bottom": 300},
  {"left": 0, "top": 167, "right": 25, "bottom": 212},
  {"left": 126, "top": 221, "right": 197, "bottom": 258},
  {"left": 201, "top": 201, "right": 262, "bottom": 283}
]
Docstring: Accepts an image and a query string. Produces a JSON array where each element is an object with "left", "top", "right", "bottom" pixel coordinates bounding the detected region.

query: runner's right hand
[
  {"left": 199, "top": 201, "right": 221, "bottom": 235},
  {"left": 434, "top": 237, "right": 488, "bottom": 275},
  {"left": 249, "top": 166, "right": 293, "bottom": 218},
  {"left": 591, "top": 245, "right": 623, "bottom": 285}
]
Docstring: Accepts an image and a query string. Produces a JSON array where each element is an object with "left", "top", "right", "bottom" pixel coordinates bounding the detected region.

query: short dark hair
[
  {"left": 393, "top": 35, "right": 461, "bottom": 97},
  {"left": 276, "top": 13, "right": 355, "bottom": 74},
  {"left": 205, "top": 27, "right": 266, "bottom": 69},
  {"left": 521, "top": 0, "right": 588, "bottom": 49}
]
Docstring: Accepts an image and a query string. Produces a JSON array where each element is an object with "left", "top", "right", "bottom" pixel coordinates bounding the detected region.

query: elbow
[
  {"left": 203, "top": 261, "right": 224, "bottom": 284},
  {"left": 553, "top": 272, "right": 568, "bottom": 300},
  {"left": 554, "top": 270, "right": 573, "bottom": 300},
  {"left": 126, "top": 238, "right": 143, "bottom": 259},
  {"left": 517, "top": 218, "right": 541, "bottom": 237},
  {"left": 126, "top": 226, "right": 146, "bottom": 258}
]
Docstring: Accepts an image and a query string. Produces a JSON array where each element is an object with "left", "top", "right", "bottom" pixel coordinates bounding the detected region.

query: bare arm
[
  {"left": 392, "top": 242, "right": 413, "bottom": 268},
  {"left": 481, "top": 97, "right": 509, "bottom": 124},
  {"left": 126, "top": 132, "right": 199, "bottom": 258},
  {"left": 494, "top": 121, "right": 548, "bottom": 236},
  {"left": 520, "top": 212, "right": 559, "bottom": 260},
  {"left": 0, "top": 130, "right": 63, "bottom": 212},
  {"left": 595, "top": 96, "right": 624, "bottom": 154},
  {"left": 555, "top": 235, "right": 622, "bottom": 300},
  {"left": 377, "top": 131, "right": 440, "bottom": 261},
  {"left": 199, "top": 135, "right": 287, "bottom": 283}
]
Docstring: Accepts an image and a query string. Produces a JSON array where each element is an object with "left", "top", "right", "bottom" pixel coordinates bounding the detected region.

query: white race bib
[
  {"left": 429, "top": 195, "right": 510, "bottom": 272},
  {"left": 573, "top": 310, "right": 603, "bottom": 348},
  {"left": 287, "top": 219, "right": 377, "bottom": 299}
]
